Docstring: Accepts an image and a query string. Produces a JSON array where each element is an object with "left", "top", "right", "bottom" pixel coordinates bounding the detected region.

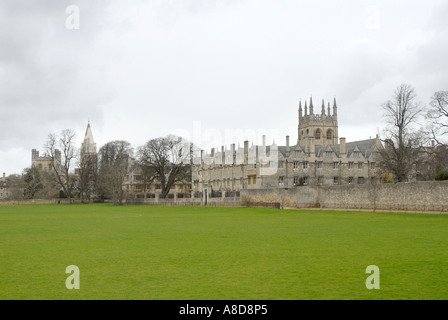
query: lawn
[{"left": 0, "top": 204, "right": 447, "bottom": 300}]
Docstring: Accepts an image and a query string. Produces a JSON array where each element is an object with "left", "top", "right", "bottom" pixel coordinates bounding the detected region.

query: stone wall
[
  {"left": 126, "top": 197, "right": 241, "bottom": 207},
  {"left": 241, "top": 181, "right": 448, "bottom": 212},
  {"left": 0, "top": 199, "right": 82, "bottom": 205}
]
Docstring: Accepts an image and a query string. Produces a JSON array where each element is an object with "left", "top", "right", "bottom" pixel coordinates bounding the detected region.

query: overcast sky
[{"left": 1, "top": 0, "right": 447, "bottom": 175}]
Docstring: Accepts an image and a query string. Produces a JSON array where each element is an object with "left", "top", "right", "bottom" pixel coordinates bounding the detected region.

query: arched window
[
  {"left": 315, "top": 129, "right": 322, "bottom": 140},
  {"left": 326, "top": 129, "right": 333, "bottom": 141}
]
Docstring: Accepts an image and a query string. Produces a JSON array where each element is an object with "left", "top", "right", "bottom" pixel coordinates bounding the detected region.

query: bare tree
[
  {"left": 427, "top": 90, "right": 448, "bottom": 144},
  {"left": 138, "top": 135, "right": 192, "bottom": 199},
  {"left": 135, "top": 147, "right": 157, "bottom": 199},
  {"left": 77, "top": 153, "right": 98, "bottom": 203},
  {"left": 45, "top": 129, "right": 78, "bottom": 203},
  {"left": 380, "top": 84, "right": 423, "bottom": 182},
  {"left": 97, "top": 140, "right": 133, "bottom": 205}
]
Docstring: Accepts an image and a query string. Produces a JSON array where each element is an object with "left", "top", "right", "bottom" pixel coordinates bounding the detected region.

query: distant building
[
  {"left": 192, "top": 97, "right": 384, "bottom": 194},
  {"left": 31, "top": 149, "right": 61, "bottom": 172},
  {"left": 79, "top": 122, "right": 189, "bottom": 199}
]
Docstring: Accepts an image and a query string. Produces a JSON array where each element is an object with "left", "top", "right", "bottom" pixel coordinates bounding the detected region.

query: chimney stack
[
  {"left": 340, "top": 137, "right": 346, "bottom": 155},
  {"left": 244, "top": 140, "right": 249, "bottom": 164},
  {"left": 286, "top": 136, "right": 290, "bottom": 152}
]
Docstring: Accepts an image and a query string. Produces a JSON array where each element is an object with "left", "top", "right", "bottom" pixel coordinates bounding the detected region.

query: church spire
[
  {"left": 81, "top": 121, "right": 97, "bottom": 155},
  {"left": 299, "top": 100, "right": 303, "bottom": 118},
  {"left": 304, "top": 101, "right": 308, "bottom": 116},
  {"left": 321, "top": 99, "right": 325, "bottom": 115}
]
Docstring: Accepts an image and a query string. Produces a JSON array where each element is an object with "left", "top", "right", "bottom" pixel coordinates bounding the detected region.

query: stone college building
[{"left": 192, "top": 98, "right": 383, "bottom": 195}]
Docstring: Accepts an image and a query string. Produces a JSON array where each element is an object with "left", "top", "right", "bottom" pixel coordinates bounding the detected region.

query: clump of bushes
[
  {"left": 435, "top": 170, "right": 448, "bottom": 181},
  {"left": 382, "top": 172, "right": 395, "bottom": 184}
]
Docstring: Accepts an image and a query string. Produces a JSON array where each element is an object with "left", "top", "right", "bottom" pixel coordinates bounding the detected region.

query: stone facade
[
  {"left": 31, "top": 148, "right": 61, "bottom": 172},
  {"left": 192, "top": 97, "right": 384, "bottom": 194}
]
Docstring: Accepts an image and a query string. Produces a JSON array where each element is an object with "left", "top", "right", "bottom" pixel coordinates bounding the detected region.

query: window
[
  {"left": 348, "top": 177, "right": 354, "bottom": 184},
  {"left": 358, "top": 162, "right": 364, "bottom": 169},
  {"left": 278, "top": 161, "right": 284, "bottom": 168},
  {"left": 333, "top": 177, "right": 339, "bottom": 185},
  {"left": 294, "top": 151, "right": 302, "bottom": 157},
  {"left": 248, "top": 175, "right": 257, "bottom": 185},
  {"left": 315, "top": 129, "right": 322, "bottom": 140},
  {"left": 333, "top": 162, "right": 339, "bottom": 169},
  {"left": 353, "top": 151, "right": 361, "bottom": 158},
  {"left": 303, "top": 161, "right": 309, "bottom": 169},
  {"left": 294, "top": 161, "right": 299, "bottom": 169},
  {"left": 303, "top": 176, "right": 309, "bottom": 185},
  {"left": 318, "top": 176, "right": 324, "bottom": 184},
  {"left": 317, "top": 161, "right": 323, "bottom": 169},
  {"left": 325, "top": 151, "right": 333, "bottom": 158},
  {"left": 370, "top": 162, "right": 376, "bottom": 170},
  {"left": 358, "top": 177, "right": 365, "bottom": 185},
  {"left": 279, "top": 176, "right": 285, "bottom": 186},
  {"left": 371, "top": 177, "right": 376, "bottom": 185},
  {"left": 294, "top": 177, "right": 299, "bottom": 185},
  {"left": 326, "top": 129, "right": 333, "bottom": 140},
  {"left": 348, "top": 162, "right": 354, "bottom": 169}
]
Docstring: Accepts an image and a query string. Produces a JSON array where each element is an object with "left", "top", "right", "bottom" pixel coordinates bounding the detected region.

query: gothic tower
[{"left": 297, "top": 97, "right": 339, "bottom": 149}]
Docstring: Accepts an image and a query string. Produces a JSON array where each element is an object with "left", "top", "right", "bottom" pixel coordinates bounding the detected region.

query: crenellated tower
[{"left": 298, "top": 97, "right": 339, "bottom": 149}]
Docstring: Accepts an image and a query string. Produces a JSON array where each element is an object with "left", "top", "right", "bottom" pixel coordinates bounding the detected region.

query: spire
[
  {"left": 304, "top": 101, "right": 308, "bottom": 116},
  {"left": 299, "top": 100, "right": 303, "bottom": 118},
  {"left": 309, "top": 96, "right": 314, "bottom": 115},
  {"left": 333, "top": 97, "right": 338, "bottom": 116},
  {"left": 81, "top": 121, "right": 97, "bottom": 155},
  {"left": 328, "top": 102, "right": 331, "bottom": 116},
  {"left": 321, "top": 99, "right": 325, "bottom": 115}
]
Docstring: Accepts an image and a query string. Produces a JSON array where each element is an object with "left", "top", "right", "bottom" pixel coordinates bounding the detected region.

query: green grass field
[{"left": 1, "top": 204, "right": 447, "bottom": 300}]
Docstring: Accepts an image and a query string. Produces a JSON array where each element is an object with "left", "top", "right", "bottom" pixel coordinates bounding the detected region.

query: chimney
[
  {"left": 211, "top": 148, "right": 215, "bottom": 157},
  {"left": 432, "top": 140, "right": 435, "bottom": 148},
  {"left": 221, "top": 146, "right": 225, "bottom": 163},
  {"left": 244, "top": 140, "right": 249, "bottom": 164},
  {"left": 2, "top": 172, "right": 5, "bottom": 178},
  {"left": 286, "top": 136, "right": 290, "bottom": 152},
  {"left": 262, "top": 135, "right": 266, "bottom": 147},
  {"left": 340, "top": 138, "right": 346, "bottom": 155}
]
